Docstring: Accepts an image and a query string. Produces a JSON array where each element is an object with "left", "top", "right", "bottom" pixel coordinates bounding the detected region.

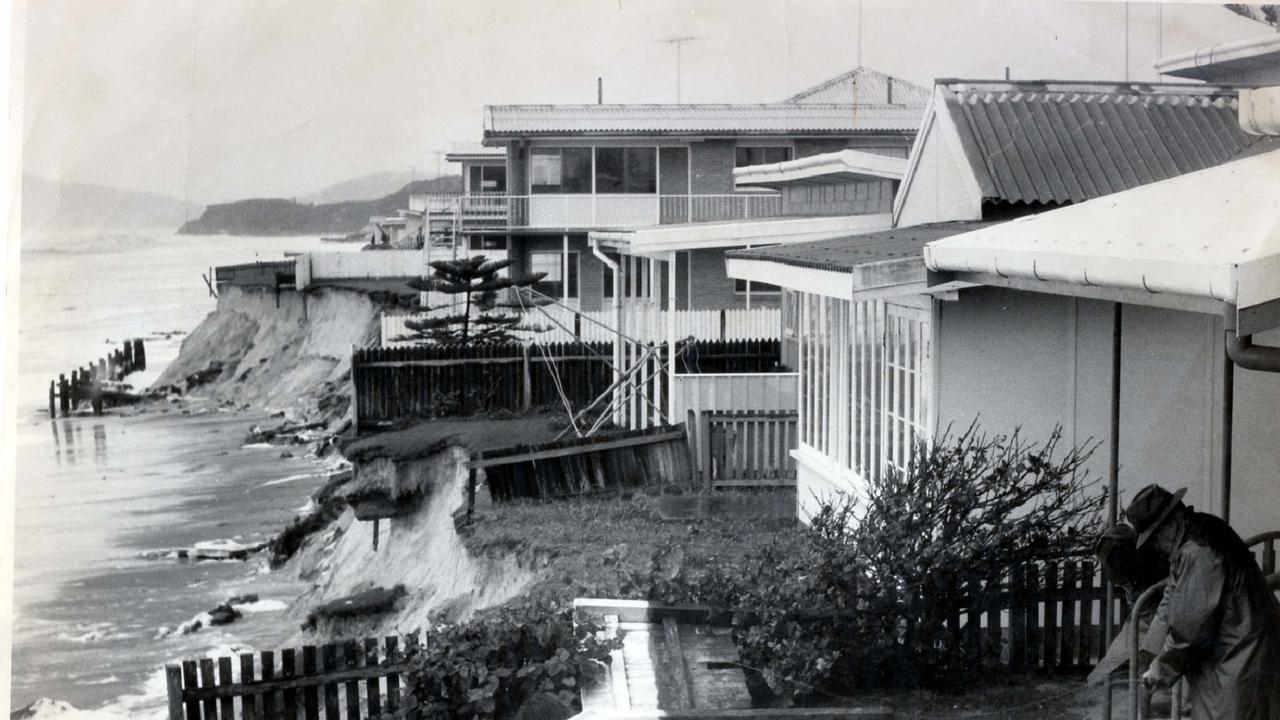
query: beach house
[
  {"left": 725, "top": 76, "right": 1279, "bottom": 524},
  {"left": 411, "top": 68, "right": 928, "bottom": 315}
]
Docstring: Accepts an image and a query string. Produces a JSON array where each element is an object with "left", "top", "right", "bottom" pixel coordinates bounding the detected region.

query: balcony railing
[{"left": 409, "top": 192, "right": 784, "bottom": 231}]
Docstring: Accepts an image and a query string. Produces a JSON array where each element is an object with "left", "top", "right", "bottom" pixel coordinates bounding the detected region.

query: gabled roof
[
  {"left": 784, "top": 67, "right": 930, "bottom": 107},
  {"left": 726, "top": 221, "right": 993, "bottom": 273},
  {"left": 934, "top": 80, "right": 1271, "bottom": 206},
  {"left": 484, "top": 103, "right": 922, "bottom": 139}
]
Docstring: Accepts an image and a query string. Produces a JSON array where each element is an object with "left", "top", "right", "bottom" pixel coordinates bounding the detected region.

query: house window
[
  {"left": 468, "top": 236, "right": 508, "bottom": 251},
  {"left": 530, "top": 148, "right": 591, "bottom": 194},
  {"left": 798, "top": 294, "right": 930, "bottom": 481},
  {"left": 469, "top": 165, "right": 507, "bottom": 194},
  {"left": 735, "top": 146, "right": 792, "bottom": 167},
  {"left": 734, "top": 279, "right": 781, "bottom": 295},
  {"left": 529, "top": 251, "right": 579, "bottom": 299},
  {"left": 595, "top": 148, "right": 657, "bottom": 194}
]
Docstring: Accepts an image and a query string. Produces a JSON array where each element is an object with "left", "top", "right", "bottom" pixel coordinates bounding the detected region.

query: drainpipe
[
  {"left": 1221, "top": 304, "right": 1280, "bottom": 523},
  {"left": 591, "top": 238, "right": 622, "bottom": 424}
]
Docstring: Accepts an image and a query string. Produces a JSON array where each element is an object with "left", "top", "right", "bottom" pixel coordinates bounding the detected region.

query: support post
[
  {"left": 667, "top": 252, "right": 677, "bottom": 422},
  {"left": 165, "top": 664, "right": 185, "bottom": 720},
  {"left": 59, "top": 374, "right": 70, "bottom": 415},
  {"left": 135, "top": 339, "right": 146, "bottom": 371},
  {"left": 350, "top": 344, "right": 360, "bottom": 434},
  {"left": 522, "top": 343, "right": 533, "bottom": 412},
  {"left": 1222, "top": 353, "right": 1234, "bottom": 523},
  {"left": 1102, "top": 301, "right": 1122, "bottom": 720},
  {"left": 49, "top": 381, "right": 57, "bottom": 419}
]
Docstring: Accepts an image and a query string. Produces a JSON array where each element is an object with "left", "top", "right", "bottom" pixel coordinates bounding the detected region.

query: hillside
[
  {"left": 21, "top": 175, "right": 202, "bottom": 234},
  {"left": 178, "top": 175, "right": 462, "bottom": 236},
  {"left": 301, "top": 170, "right": 417, "bottom": 204}
]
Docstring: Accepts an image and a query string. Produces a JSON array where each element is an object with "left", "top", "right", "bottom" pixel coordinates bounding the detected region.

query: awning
[
  {"left": 733, "top": 149, "right": 907, "bottom": 189},
  {"left": 591, "top": 213, "right": 892, "bottom": 256},
  {"left": 924, "top": 149, "right": 1280, "bottom": 334}
]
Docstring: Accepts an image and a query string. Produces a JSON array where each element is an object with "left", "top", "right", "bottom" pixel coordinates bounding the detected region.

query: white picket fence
[{"left": 381, "top": 306, "right": 781, "bottom": 347}]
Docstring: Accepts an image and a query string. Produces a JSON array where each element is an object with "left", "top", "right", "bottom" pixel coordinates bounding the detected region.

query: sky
[{"left": 13, "top": 0, "right": 1270, "bottom": 204}]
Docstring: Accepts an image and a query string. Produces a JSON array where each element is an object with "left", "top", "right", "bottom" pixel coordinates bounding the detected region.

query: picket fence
[
  {"left": 165, "top": 634, "right": 418, "bottom": 720},
  {"left": 689, "top": 409, "right": 799, "bottom": 489},
  {"left": 380, "top": 306, "right": 781, "bottom": 347}
]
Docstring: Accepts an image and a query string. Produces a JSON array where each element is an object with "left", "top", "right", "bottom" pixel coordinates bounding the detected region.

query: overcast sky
[{"left": 15, "top": 0, "right": 1266, "bottom": 203}]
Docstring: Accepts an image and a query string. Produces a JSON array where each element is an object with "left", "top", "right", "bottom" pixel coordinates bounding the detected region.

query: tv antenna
[{"left": 659, "top": 36, "right": 702, "bottom": 103}]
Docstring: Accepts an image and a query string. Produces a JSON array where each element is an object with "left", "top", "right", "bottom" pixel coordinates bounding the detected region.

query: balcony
[{"left": 409, "top": 192, "right": 784, "bottom": 232}]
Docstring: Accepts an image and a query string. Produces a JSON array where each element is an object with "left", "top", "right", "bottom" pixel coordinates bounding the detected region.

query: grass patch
[{"left": 462, "top": 490, "right": 799, "bottom": 604}]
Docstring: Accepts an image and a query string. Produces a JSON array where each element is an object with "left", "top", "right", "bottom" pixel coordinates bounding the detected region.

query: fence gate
[{"left": 690, "top": 410, "right": 798, "bottom": 490}]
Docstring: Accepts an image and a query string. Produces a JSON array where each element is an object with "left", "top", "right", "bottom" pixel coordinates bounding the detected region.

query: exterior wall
[
  {"left": 685, "top": 248, "right": 780, "bottom": 310},
  {"left": 780, "top": 180, "right": 895, "bottom": 216},
  {"left": 894, "top": 122, "right": 981, "bottom": 228},
  {"left": 690, "top": 140, "right": 737, "bottom": 195},
  {"left": 934, "top": 287, "right": 1280, "bottom": 539}
]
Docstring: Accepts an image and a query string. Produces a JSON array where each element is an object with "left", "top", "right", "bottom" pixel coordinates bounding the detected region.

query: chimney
[
  {"left": 598, "top": 77, "right": 603, "bottom": 105},
  {"left": 887, "top": 77, "right": 894, "bottom": 104}
]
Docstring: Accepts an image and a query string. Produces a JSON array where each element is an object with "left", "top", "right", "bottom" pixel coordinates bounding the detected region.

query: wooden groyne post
[{"left": 48, "top": 338, "right": 147, "bottom": 419}]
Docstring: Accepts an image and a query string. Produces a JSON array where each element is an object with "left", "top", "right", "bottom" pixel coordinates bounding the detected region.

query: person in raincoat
[
  {"left": 1087, "top": 523, "right": 1170, "bottom": 685},
  {"left": 1125, "top": 484, "right": 1280, "bottom": 720}
]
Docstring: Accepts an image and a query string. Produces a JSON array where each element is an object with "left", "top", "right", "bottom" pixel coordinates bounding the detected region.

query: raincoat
[{"left": 1148, "top": 511, "right": 1280, "bottom": 720}]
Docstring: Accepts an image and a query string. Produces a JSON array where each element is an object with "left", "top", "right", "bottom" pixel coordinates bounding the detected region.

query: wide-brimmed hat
[{"left": 1124, "top": 485, "right": 1187, "bottom": 547}]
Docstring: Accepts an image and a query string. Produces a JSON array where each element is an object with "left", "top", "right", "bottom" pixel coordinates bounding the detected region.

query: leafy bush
[
  {"left": 679, "top": 425, "right": 1103, "bottom": 703},
  {"left": 398, "top": 594, "right": 621, "bottom": 719},
  {"left": 268, "top": 494, "right": 347, "bottom": 567}
]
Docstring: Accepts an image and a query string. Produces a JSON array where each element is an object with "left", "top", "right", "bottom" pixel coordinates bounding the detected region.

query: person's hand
[{"left": 1142, "top": 660, "right": 1171, "bottom": 688}]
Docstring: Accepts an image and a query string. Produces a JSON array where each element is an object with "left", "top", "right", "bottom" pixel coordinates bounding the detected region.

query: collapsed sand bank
[
  {"left": 280, "top": 446, "right": 535, "bottom": 639},
  {"left": 152, "top": 284, "right": 382, "bottom": 422}
]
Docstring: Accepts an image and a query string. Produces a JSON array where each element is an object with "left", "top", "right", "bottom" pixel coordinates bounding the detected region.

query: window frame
[{"left": 528, "top": 250, "right": 580, "bottom": 299}]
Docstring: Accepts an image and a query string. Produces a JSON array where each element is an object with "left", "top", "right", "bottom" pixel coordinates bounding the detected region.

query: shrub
[
  {"left": 679, "top": 425, "right": 1103, "bottom": 703},
  {"left": 268, "top": 494, "right": 347, "bottom": 567},
  {"left": 398, "top": 594, "right": 621, "bottom": 719}
]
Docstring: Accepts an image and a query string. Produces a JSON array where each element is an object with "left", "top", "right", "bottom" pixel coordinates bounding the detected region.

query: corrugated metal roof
[
  {"left": 484, "top": 103, "right": 922, "bottom": 137},
  {"left": 783, "top": 67, "right": 931, "bottom": 107},
  {"left": 924, "top": 148, "right": 1280, "bottom": 313},
  {"left": 725, "top": 221, "right": 995, "bottom": 272},
  {"left": 940, "top": 81, "right": 1269, "bottom": 205}
]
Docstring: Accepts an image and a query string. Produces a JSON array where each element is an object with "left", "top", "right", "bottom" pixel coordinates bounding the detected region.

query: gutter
[{"left": 590, "top": 238, "right": 623, "bottom": 424}]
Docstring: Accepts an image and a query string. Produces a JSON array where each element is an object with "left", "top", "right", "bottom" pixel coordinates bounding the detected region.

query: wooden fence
[
  {"left": 671, "top": 372, "right": 798, "bottom": 422},
  {"left": 468, "top": 424, "right": 692, "bottom": 511},
  {"left": 382, "top": 306, "right": 782, "bottom": 347},
  {"left": 689, "top": 410, "right": 798, "bottom": 490},
  {"left": 49, "top": 339, "right": 146, "bottom": 418},
  {"left": 165, "top": 633, "right": 418, "bottom": 720},
  {"left": 351, "top": 341, "right": 783, "bottom": 432}
]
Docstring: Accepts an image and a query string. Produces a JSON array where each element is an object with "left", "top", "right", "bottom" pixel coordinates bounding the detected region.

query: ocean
[{"left": 9, "top": 230, "right": 361, "bottom": 716}]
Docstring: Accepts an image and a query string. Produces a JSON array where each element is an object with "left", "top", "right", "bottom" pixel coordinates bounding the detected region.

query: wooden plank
[
  {"left": 280, "top": 645, "right": 296, "bottom": 717},
  {"left": 1061, "top": 561, "right": 1078, "bottom": 668},
  {"left": 239, "top": 654, "right": 258, "bottom": 720},
  {"left": 264, "top": 650, "right": 280, "bottom": 720},
  {"left": 1079, "top": 563, "right": 1095, "bottom": 665},
  {"left": 364, "top": 639, "right": 382, "bottom": 719},
  {"left": 1010, "top": 566, "right": 1026, "bottom": 671},
  {"left": 468, "top": 429, "right": 686, "bottom": 469},
  {"left": 166, "top": 665, "right": 185, "bottom": 720},
  {"left": 661, "top": 618, "right": 695, "bottom": 710},
  {"left": 322, "top": 644, "right": 340, "bottom": 719},
  {"left": 302, "top": 645, "right": 320, "bottom": 720},
  {"left": 217, "top": 657, "right": 234, "bottom": 720},
  {"left": 182, "top": 661, "right": 201, "bottom": 720},
  {"left": 384, "top": 637, "right": 401, "bottom": 713},
  {"left": 1026, "top": 565, "right": 1041, "bottom": 669},
  {"left": 1043, "top": 562, "right": 1059, "bottom": 670},
  {"left": 199, "top": 659, "right": 217, "bottom": 720}
]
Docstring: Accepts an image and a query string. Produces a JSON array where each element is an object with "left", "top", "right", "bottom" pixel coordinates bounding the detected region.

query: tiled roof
[
  {"left": 484, "top": 103, "right": 922, "bottom": 137},
  {"left": 939, "top": 80, "right": 1270, "bottom": 205},
  {"left": 784, "top": 67, "right": 930, "bottom": 107},
  {"left": 725, "top": 221, "right": 995, "bottom": 272}
]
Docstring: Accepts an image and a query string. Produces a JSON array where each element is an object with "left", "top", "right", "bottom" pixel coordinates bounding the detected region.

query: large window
[
  {"left": 529, "top": 251, "right": 579, "bottom": 299},
  {"left": 735, "top": 146, "right": 792, "bottom": 167},
  {"left": 468, "top": 165, "right": 507, "bottom": 193},
  {"left": 798, "top": 294, "right": 930, "bottom": 482},
  {"left": 595, "top": 147, "right": 657, "bottom": 194},
  {"left": 531, "top": 148, "right": 591, "bottom": 194}
]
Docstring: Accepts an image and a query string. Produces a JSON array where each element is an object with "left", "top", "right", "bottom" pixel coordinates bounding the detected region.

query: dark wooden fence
[
  {"left": 49, "top": 339, "right": 146, "bottom": 418},
  {"left": 689, "top": 410, "right": 798, "bottom": 490},
  {"left": 352, "top": 340, "right": 783, "bottom": 432},
  {"left": 165, "top": 633, "right": 418, "bottom": 720},
  {"left": 468, "top": 424, "right": 692, "bottom": 512}
]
